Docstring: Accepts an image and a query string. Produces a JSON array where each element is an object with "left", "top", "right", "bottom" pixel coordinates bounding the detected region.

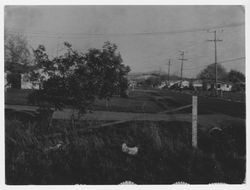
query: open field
[
  {"left": 5, "top": 88, "right": 246, "bottom": 118},
  {"left": 145, "top": 89, "right": 245, "bottom": 118},
  {"left": 6, "top": 104, "right": 244, "bottom": 132},
  {"left": 5, "top": 88, "right": 246, "bottom": 184},
  {"left": 5, "top": 118, "right": 245, "bottom": 184},
  {"left": 5, "top": 89, "right": 32, "bottom": 105},
  {"left": 5, "top": 89, "right": 163, "bottom": 113},
  {"left": 93, "top": 96, "right": 162, "bottom": 113}
]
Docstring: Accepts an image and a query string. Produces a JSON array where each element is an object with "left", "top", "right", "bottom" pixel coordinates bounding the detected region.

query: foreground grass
[{"left": 5, "top": 117, "right": 245, "bottom": 184}]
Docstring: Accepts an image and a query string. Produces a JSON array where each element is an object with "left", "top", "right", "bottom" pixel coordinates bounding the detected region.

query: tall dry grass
[{"left": 5, "top": 118, "right": 245, "bottom": 184}]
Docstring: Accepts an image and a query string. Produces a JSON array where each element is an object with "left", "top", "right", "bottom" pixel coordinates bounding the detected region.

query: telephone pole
[
  {"left": 207, "top": 30, "right": 223, "bottom": 94},
  {"left": 167, "top": 59, "right": 171, "bottom": 85},
  {"left": 178, "top": 51, "right": 188, "bottom": 88}
]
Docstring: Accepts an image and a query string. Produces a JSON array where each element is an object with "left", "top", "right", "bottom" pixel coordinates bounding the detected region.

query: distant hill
[
  {"left": 128, "top": 71, "right": 191, "bottom": 81},
  {"left": 128, "top": 72, "right": 158, "bottom": 81}
]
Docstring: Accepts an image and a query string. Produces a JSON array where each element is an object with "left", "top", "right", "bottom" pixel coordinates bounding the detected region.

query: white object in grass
[
  {"left": 120, "top": 180, "right": 136, "bottom": 185},
  {"left": 44, "top": 142, "right": 63, "bottom": 152},
  {"left": 122, "top": 143, "right": 138, "bottom": 155}
]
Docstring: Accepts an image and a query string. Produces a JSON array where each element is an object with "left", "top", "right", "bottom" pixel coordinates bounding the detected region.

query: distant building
[
  {"left": 168, "top": 80, "right": 178, "bottom": 88},
  {"left": 129, "top": 80, "right": 137, "bottom": 90},
  {"left": 21, "top": 73, "right": 40, "bottom": 89},
  {"left": 157, "top": 81, "right": 167, "bottom": 89},
  {"left": 203, "top": 80, "right": 232, "bottom": 92},
  {"left": 180, "top": 80, "right": 190, "bottom": 88},
  {"left": 169, "top": 80, "right": 190, "bottom": 89},
  {"left": 216, "top": 81, "right": 232, "bottom": 92},
  {"left": 192, "top": 80, "right": 203, "bottom": 90}
]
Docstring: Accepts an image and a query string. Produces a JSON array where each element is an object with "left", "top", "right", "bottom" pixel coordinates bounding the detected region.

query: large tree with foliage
[
  {"left": 227, "top": 69, "right": 245, "bottom": 83},
  {"left": 84, "top": 42, "right": 130, "bottom": 103},
  {"left": 227, "top": 69, "right": 245, "bottom": 92},
  {"left": 29, "top": 43, "right": 89, "bottom": 113},
  {"left": 28, "top": 41, "right": 130, "bottom": 115},
  {"left": 5, "top": 33, "right": 32, "bottom": 88},
  {"left": 197, "top": 63, "right": 227, "bottom": 82}
]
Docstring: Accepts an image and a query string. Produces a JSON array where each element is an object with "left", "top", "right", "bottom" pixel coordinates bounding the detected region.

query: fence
[
  {"left": 6, "top": 95, "right": 199, "bottom": 148},
  {"left": 37, "top": 96, "right": 199, "bottom": 149}
]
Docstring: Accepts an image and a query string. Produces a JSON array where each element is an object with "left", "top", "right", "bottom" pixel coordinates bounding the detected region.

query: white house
[
  {"left": 216, "top": 81, "right": 232, "bottom": 92},
  {"left": 21, "top": 73, "right": 40, "bottom": 89},
  {"left": 180, "top": 80, "right": 190, "bottom": 88},
  {"left": 203, "top": 81, "right": 233, "bottom": 92}
]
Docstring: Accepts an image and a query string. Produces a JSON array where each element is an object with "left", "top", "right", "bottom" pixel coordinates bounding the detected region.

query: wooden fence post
[{"left": 192, "top": 96, "right": 198, "bottom": 148}]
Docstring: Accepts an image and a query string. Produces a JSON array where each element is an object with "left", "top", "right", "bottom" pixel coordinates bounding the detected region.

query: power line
[
  {"left": 183, "top": 57, "right": 245, "bottom": 71},
  {"left": 6, "top": 22, "right": 244, "bottom": 38},
  {"left": 219, "top": 57, "right": 245, "bottom": 64}
]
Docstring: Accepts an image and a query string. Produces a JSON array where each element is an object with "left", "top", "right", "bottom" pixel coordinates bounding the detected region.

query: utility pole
[
  {"left": 167, "top": 59, "right": 171, "bottom": 85},
  {"left": 178, "top": 51, "right": 188, "bottom": 88},
  {"left": 207, "top": 30, "right": 223, "bottom": 95},
  {"left": 56, "top": 36, "right": 62, "bottom": 57}
]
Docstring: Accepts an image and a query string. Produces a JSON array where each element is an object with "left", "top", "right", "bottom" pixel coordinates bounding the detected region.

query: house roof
[{"left": 216, "top": 80, "right": 233, "bottom": 85}]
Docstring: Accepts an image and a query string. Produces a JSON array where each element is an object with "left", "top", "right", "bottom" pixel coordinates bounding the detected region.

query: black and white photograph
[{"left": 2, "top": 3, "right": 247, "bottom": 186}]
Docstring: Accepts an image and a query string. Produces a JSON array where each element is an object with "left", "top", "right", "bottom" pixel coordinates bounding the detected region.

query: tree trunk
[{"left": 105, "top": 98, "right": 110, "bottom": 108}]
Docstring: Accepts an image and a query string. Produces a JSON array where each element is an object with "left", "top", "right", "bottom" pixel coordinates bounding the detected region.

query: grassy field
[
  {"left": 188, "top": 90, "right": 245, "bottom": 103},
  {"left": 5, "top": 88, "right": 246, "bottom": 184},
  {"left": 5, "top": 118, "right": 245, "bottom": 184},
  {"left": 6, "top": 88, "right": 245, "bottom": 117},
  {"left": 5, "top": 89, "right": 32, "bottom": 105},
  {"left": 150, "top": 89, "right": 245, "bottom": 118},
  {"left": 5, "top": 89, "right": 163, "bottom": 113},
  {"left": 93, "top": 96, "right": 162, "bottom": 113}
]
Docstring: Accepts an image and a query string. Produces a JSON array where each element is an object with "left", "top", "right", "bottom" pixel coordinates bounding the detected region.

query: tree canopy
[
  {"left": 197, "top": 63, "right": 227, "bottom": 82},
  {"left": 84, "top": 41, "right": 130, "bottom": 99},
  {"left": 227, "top": 69, "right": 245, "bottom": 83},
  {"left": 28, "top": 41, "right": 130, "bottom": 114},
  {"left": 5, "top": 33, "right": 35, "bottom": 88},
  {"left": 5, "top": 33, "right": 32, "bottom": 73}
]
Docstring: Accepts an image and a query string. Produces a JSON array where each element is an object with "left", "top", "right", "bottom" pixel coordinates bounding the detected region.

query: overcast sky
[{"left": 5, "top": 5, "right": 245, "bottom": 78}]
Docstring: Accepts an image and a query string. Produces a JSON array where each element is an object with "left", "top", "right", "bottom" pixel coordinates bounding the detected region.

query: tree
[
  {"left": 197, "top": 63, "right": 227, "bottom": 82},
  {"left": 84, "top": 41, "right": 130, "bottom": 106},
  {"left": 28, "top": 41, "right": 130, "bottom": 117},
  {"left": 117, "top": 67, "right": 130, "bottom": 97},
  {"left": 227, "top": 70, "right": 245, "bottom": 83},
  {"left": 29, "top": 43, "right": 93, "bottom": 113},
  {"left": 143, "top": 76, "right": 161, "bottom": 87},
  {"left": 5, "top": 33, "right": 32, "bottom": 88},
  {"left": 227, "top": 70, "right": 245, "bottom": 92}
]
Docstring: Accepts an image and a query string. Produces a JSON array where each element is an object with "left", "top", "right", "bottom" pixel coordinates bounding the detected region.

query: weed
[{"left": 5, "top": 118, "right": 245, "bottom": 184}]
